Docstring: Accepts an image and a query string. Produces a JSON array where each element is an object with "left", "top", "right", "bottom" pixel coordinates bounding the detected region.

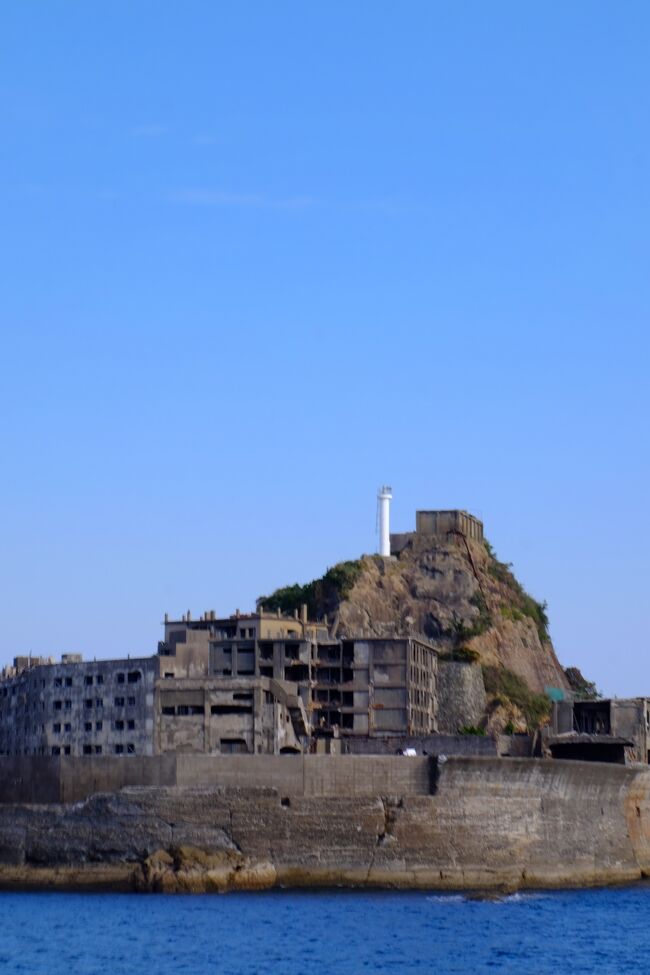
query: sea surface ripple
[{"left": 2, "top": 885, "right": 650, "bottom": 974}]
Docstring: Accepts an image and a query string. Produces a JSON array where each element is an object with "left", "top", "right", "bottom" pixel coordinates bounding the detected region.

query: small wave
[
  {"left": 425, "top": 894, "right": 466, "bottom": 904},
  {"left": 426, "top": 890, "right": 551, "bottom": 905},
  {"left": 500, "top": 892, "right": 549, "bottom": 903}
]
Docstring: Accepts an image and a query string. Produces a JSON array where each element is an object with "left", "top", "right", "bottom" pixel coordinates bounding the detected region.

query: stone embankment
[{"left": 1, "top": 757, "right": 650, "bottom": 893}]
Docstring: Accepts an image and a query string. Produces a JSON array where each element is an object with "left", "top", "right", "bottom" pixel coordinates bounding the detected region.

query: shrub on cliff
[
  {"left": 482, "top": 664, "right": 551, "bottom": 731},
  {"left": 259, "top": 560, "right": 362, "bottom": 619},
  {"left": 484, "top": 541, "right": 549, "bottom": 642},
  {"left": 564, "top": 666, "right": 600, "bottom": 700}
]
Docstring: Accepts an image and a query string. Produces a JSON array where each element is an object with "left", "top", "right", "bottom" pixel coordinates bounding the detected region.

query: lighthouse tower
[{"left": 377, "top": 485, "right": 392, "bottom": 557}]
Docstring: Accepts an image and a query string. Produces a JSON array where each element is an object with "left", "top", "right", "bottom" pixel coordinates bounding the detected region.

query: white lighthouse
[{"left": 377, "top": 485, "right": 392, "bottom": 557}]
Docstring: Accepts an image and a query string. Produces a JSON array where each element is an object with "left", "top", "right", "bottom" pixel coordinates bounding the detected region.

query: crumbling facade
[
  {"left": 390, "top": 508, "right": 484, "bottom": 554},
  {"left": 0, "top": 610, "right": 438, "bottom": 756},
  {"left": 550, "top": 698, "right": 650, "bottom": 764},
  {"left": 156, "top": 676, "right": 307, "bottom": 755},
  {"left": 165, "top": 610, "right": 439, "bottom": 738},
  {"left": 0, "top": 655, "right": 157, "bottom": 758}
]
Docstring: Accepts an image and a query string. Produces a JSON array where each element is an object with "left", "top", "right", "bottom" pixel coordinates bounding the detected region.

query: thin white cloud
[{"left": 170, "top": 188, "right": 317, "bottom": 210}]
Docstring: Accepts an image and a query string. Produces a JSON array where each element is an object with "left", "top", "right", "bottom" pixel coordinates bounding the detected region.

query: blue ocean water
[{"left": 2, "top": 886, "right": 649, "bottom": 974}]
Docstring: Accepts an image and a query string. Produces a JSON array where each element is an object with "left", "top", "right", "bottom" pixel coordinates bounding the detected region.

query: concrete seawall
[{"left": 0, "top": 757, "right": 649, "bottom": 892}]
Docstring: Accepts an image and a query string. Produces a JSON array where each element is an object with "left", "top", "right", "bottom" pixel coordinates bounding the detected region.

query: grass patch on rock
[{"left": 482, "top": 664, "right": 551, "bottom": 731}]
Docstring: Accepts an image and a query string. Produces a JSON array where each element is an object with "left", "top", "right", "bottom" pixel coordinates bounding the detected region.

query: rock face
[
  {"left": 333, "top": 534, "right": 569, "bottom": 696},
  {"left": 1, "top": 758, "right": 650, "bottom": 893}
]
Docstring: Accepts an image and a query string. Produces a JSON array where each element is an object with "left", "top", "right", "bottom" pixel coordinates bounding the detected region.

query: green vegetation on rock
[
  {"left": 259, "top": 560, "right": 363, "bottom": 619},
  {"left": 564, "top": 666, "right": 600, "bottom": 701},
  {"left": 484, "top": 540, "right": 550, "bottom": 642},
  {"left": 438, "top": 646, "right": 481, "bottom": 664},
  {"left": 482, "top": 664, "right": 551, "bottom": 731}
]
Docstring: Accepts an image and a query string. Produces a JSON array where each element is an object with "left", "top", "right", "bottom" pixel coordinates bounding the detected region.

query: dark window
[
  {"left": 83, "top": 745, "right": 92, "bottom": 755},
  {"left": 96, "top": 675, "right": 104, "bottom": 685},
  {"left": 84, "top": 676, "right": 93, "bottom": 686},
  {"left": 127, "top": 719, "right": 135, "bottom": 730},
  {"left": 64, "top": 746, "right": 71, "bottom": 755},
  {"left": 220, "top": 738, "right": 249, "bottom": 754},
  {"left": 54, "top": 677, "right": 63, "bottom": 688},
  {"left": 162, "top": 706, "right": 175, "bottom": 715},
  {"left": 115, "top": 720, "right": 124, "bottom": 731},
  {"left": 95, "top": 721, "right": 103, "bottom": 731},
  {"left": 164, "top": 672, "right": 174, "bottom": 679},
  {"left": 211, "top": 704, "right": 253, "bottom": 715},
  {"left": 127, "top": 696, "right": 136, "bottom": 707},
  {"left": 114, "top": 744, "right": 124, "bottom": 754},
  {"left": 127, "top": 671, "right": 141, "bottom": 684},
  {"left": 95, "top": 698, "right": 103, "bottom": 708},
  {"left": 53, "top": 723, "right": 61, "bottom": 733},
  {"left": 95, "top": 745, "right": 102, "bottom": 755},
  {"left": 127, "top": 743, "right": 135, "bottom": 754},
  {"left": 114, "top": 697, "right": 125, "bottom": 708},
  {"left": 51, "top": 746, "right": 61, "bottom": 755},
  {"left": 116, "top": 673, "right": 125, "bottom": 684},
  {"left": 84, "top": 722, "right": 92, "bottom": 732},
  {"left": 177, "top": 705, "right": 204, "bottom": 716},
  {"left": 84, "top": 699, "right": 93, "bottom": 709},
  {"left": 64, "top": 700, "right": 72, "bottom": 710},
  {"left": 65, "top": 677, "right": 72, "bottom": 687},
  {"left": 53, "top": 700, "right": 62, "bottom": 710},
  {"left": 64, "top": 723, "right": 71, "bottom": 732}
]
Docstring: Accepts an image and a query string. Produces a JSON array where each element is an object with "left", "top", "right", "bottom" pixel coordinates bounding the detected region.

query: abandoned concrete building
[
  {"left": 549, "top": 698, "right": 650, "bottom": 764},
  {"left": 390, "top": 509, "right": 484, "bottom": 554},
  {"left": 157, "top": 677, "right": 308, "bottom": 755},
  {"left": 0, "top": 607, "right": 439, "bottom": 757},
  {"left": 162, "top": 609, "right": 439, "bottom": 738},
  {"left": 0, "top": 655, "right": 158, "bottom": 758}
]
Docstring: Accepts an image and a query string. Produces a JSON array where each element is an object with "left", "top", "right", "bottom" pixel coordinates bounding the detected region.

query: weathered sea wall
[{"left": 0, "top": 757, "right": 650, "bottom": 892}]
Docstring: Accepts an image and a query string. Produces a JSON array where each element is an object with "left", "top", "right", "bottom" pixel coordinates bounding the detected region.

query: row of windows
[
  {"left": 410, "top": 688, "right": 432, "bottom": 708},
  {"left": 1, "top": 670, "right": 143, "bottom": 697},
  {"left": 409, "top": 666, "right": 434, "bottom": 687},
  {"left": 52, "top": 720, "right": 135, "bottom": 733}
]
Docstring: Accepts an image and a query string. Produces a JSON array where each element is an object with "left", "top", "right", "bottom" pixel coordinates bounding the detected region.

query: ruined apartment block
[
  {"left": 0, "top": 655, "right": 157, "bottom": 758},
  {"left": 164, "top": 609, "right": 439, "bottom": 738},
  {"left": 156, "top": 676, "right": 308, "bottom": 755}
]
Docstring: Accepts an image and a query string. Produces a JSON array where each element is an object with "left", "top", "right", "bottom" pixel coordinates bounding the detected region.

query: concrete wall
[
  {"left": 0, "top": 753, "right": 433, "bottom": 804},
  {"left": 436, "top": 660, "right": 487, "bottom": 733},
  {"left": 342, "top": 733, "right": 497, "bottom": 757},
  {"left": 0, "top": 757, "right": 649, "bottom": 893},
  {"left": 415, "top": 510, "right": 484, "bottom": 541}
]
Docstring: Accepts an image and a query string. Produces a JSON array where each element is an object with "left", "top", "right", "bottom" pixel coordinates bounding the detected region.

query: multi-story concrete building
[
  {"left": 0, "top": 654, "right": 158, "bottom": 757},
  {"left": 162, "top": 610, "right": 439, "bottom": 738},
  {"left": 0, "top": 647, "right": 310, "bottom": 758},
  {"left": 156, "top": 676, "right": 308, "bottom": 755},
  {"left": 0, "top": 602, "right": 439, "bottom": 757}
]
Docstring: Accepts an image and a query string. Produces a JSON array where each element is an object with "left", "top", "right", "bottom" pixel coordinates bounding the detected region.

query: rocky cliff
[
  {"left": 263, "top": 532, "right": 571, "bottom": 731},
  {"left": 1, "top": 758, "right": 649, "bottom": 893}
]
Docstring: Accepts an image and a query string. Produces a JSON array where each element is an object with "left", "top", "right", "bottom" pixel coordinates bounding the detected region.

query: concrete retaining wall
[
  {"left": 0, "top": 754, "right": 432, "bottom": 804},
  {"left": 0, "top": 757, "right": 649, "bottom": 892},
  {"left": 436, "top": 660, "right": 487, "bottom": 733},
  {"left": 342, "top": 733, "right": 496, "bottom": 757}
]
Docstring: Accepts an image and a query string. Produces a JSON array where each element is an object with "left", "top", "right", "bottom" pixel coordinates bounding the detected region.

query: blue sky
[{"left": 1, "top": 2, "right": 648, "bottom": 695}]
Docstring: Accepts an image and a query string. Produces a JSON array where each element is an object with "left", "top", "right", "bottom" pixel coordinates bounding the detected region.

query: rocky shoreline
[{"left": 0, "top": 758, "right": 648, "bottom": 893}]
